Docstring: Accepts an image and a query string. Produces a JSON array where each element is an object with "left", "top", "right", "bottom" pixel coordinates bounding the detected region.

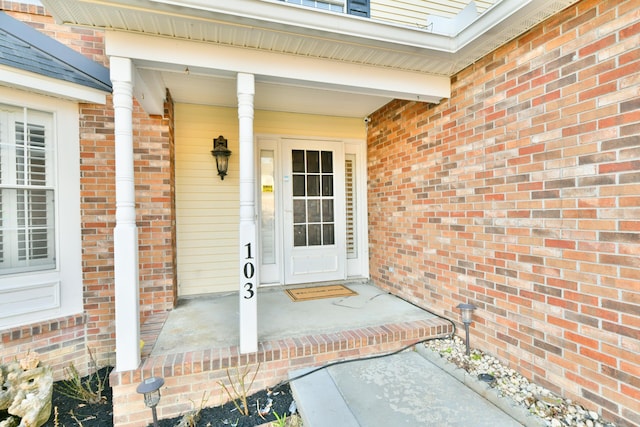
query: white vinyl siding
[
  {"left": 176, "top": 104, "right": 365, "bottom": 295},
  {"left": 371, "top": 0, "right": 496, "bottom": 28},
  {"left": 0, "top": 87, "right": 83, "bottom": 329}
]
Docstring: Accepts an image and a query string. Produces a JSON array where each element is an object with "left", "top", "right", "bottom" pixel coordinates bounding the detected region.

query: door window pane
[
  {"left": 294, "top": 225, "right": 306, "bottom": 246},
  {"left": 308, "top": 224, "right": 321, "bottom": 246},
  {"left": 322, "top": 175, "right": 333, "bottom": 196},
  {"left": 308, "top": 199, "right": 321, "bottom": 222},
  {"left": 323, "top": 224, "right": 335, "bottom": 245},
  {"left": 321, "top": 151, "right": 333, "bottom": 173},
  {"left": 322, "top": 199, "right": 334, "bottom": 222},
  {"left": 260, "top": 150, "right": 276, "bottom": 265},
  {"left": 291, "top": 149, "right": 335, "bottom": 247},
  {"left": 292, "top": 150, "right": 305, "bottom": 172},
  {"left": 293, "top": 200, "right": 306, "bottom": 223},
  {"left": 306, "top": 175, "right": 320, "bottom": 196},
  {"left": 293, "top": 175, "right": 305, "bottom": 196},
  {"left": 306, "top": 151, "right": 320, "bottom": 173}
]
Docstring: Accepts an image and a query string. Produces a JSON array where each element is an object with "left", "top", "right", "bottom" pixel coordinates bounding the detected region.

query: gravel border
[{"left": 418, "top": 337, "right": 616, "bottom": 427}]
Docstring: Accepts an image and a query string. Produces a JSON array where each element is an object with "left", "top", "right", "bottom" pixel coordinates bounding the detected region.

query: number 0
[{"left": 243, "top": 262, "right": 255, "bottom": 279}]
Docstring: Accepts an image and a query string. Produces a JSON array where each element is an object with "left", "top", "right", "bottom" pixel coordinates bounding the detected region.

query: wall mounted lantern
[
  {"left": 456, "top": 303, "right": 476, "bottom": 357},
  {"left": 137, "top": 376, "right": 164, "bottom": 427},
  {"left": 211, "top": 135, "right": 232, "bottom": 180}
]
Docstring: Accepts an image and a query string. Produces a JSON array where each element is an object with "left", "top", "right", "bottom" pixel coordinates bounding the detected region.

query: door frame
[{"left": 256, "top": 135, "right": 369, "bottom": 286}]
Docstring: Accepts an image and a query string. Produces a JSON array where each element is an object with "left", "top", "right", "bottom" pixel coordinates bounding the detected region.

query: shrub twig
[
  {"left": 55, "top": 347, "right": 108, "bottom": 404},
  {"left": 218, "top": 363, "right": 261, "bottom": 416}
]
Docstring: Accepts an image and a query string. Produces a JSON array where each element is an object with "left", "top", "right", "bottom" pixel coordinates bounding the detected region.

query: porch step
[{"left": 289, "top": 350, "right": 527, "bottom": 427}]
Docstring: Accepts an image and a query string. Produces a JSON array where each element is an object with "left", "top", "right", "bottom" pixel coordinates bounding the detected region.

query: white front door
[
  {"left": 282, "top": 139, "right": 346, "bottom": 284},
  {"left": 258, "top": 137, "right": 347, "bottom": 285}
]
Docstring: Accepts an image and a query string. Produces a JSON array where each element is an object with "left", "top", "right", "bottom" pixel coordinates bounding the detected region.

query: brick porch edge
[{"left": 109, "top": 316, "right": 453, "bottom": 426}]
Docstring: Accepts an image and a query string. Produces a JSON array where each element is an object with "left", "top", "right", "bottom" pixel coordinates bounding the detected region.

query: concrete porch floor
[
  {"left": 149, "top": 281, "right": 446, "bottom": 355},
  {"left": 111, "top": 281, "right": 454, "bottom": 426}
]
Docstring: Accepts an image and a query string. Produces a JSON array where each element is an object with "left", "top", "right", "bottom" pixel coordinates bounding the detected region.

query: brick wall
[
  {"left": 367, "top": 1, "right": 639, "bottom": 426},
  {"left": 0, "top": 5, "right": 176, "bottom": 377}
]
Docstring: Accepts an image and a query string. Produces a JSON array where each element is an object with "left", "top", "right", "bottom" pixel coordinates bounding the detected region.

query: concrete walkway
[{"left": 290, "top": 350, "right": 539, "bottom": 427}]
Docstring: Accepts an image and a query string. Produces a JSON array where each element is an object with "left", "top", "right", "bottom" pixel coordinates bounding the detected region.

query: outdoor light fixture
[
  {"left": 137, "top": 376, "right": 164, "bottom": 427},
  {"left": 457, "top": 303, "right": 477, "bottom": 357},
  {"left": 211, "top": 135, "right": 232, "bottom": 180}
]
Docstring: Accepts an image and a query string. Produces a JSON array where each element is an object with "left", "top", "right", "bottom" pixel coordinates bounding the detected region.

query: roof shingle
[{"left": 0, "top": 11, "right": 111, "bottom": 92}]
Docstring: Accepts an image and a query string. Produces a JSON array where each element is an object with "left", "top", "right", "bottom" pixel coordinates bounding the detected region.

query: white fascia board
[
  {"left": 106, "top": 31, "right": 451, "bottom": 102},
  {"left": 455, "top": 0, "right": 532, "bottom": 50},
  {"left": 0, "top": 66, "right": 108, "bottom": 104}
]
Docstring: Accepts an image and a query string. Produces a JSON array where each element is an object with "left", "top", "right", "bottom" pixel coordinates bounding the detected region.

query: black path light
[
  {"left": 137, "top": 376, "right": 164, "bottom": 427},
  {"left": 457, "top": 303, "right": 477, "bottom": 357},
  {"left": 211, "top": 135, "right": 232, "bottom": 180}
]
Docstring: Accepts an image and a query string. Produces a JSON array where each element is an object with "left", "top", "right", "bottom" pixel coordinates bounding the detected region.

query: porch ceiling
[{"left": 42, "top": 0, "right": 580, "bottom": 117}]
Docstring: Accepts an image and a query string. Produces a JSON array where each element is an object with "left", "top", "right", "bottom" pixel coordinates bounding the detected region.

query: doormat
[{"left": 285, "top": 285, "right": 357, "bottom": 302}]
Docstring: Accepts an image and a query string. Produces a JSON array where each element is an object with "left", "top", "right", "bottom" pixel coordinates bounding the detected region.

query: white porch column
[
  {"left": 237, "top": 73, "right": 257, "bottom": 354},
  {"left": 111, "top": 56, "right": 141, "bottom": 371}
]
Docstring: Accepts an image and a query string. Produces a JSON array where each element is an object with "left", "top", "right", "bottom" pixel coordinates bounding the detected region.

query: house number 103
[{"left": 243, "top": 243, "right": 255, "bottom": 299}]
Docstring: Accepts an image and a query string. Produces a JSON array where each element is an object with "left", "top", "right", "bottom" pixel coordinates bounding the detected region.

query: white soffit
[
  {"left": 41, "top": 0, "right": 580, "bottom": 116},
  {"left": 44, "top": 0, "right": 581, "bottom": 76}
]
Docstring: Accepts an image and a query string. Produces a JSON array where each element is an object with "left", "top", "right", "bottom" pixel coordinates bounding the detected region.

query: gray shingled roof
[{"left": 0, "top": 11, "right": 111, "bottom": 93}]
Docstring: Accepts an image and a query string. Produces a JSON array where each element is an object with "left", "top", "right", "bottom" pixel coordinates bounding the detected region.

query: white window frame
[
  {"left": 0, "top": 87, "right": 83, "bottom": 329},
  {"left": 0, "top": 106, "right": 56, "bottom": 274}
]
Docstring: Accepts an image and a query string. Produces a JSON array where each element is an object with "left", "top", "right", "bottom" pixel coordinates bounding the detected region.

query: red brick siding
[
  {"left": 0, "top": 315, "right": 87, "bottom": 380},
  {"left": 80, "top": 96, "right": 176, "bottom": 366},
  {"left": 367, "top": 1, "right": 639, "bottom": 426}
]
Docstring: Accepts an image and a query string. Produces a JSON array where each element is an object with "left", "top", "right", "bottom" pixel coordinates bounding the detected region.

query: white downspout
[
  {"left": 111, "top": 56, "right": 141, "bottom": 371},
  {"left": 237, "top": 73, "right": 258, "bottom": 354}
]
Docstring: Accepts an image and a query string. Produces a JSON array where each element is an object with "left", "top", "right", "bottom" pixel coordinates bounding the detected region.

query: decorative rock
[
  {"left": 0, "top": 355, "right": 53, "bottom": 427},
  {"left": 424, "top": 338, "right": 618, "bottom": 427}
]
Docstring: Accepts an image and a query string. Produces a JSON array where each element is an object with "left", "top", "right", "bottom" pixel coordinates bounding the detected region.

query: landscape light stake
[
  {"left": 457, "top": 303, "right": 476, "bottom": 357},
  {"left": 137, "top": 376, "right": 164, "bottom": 427}
]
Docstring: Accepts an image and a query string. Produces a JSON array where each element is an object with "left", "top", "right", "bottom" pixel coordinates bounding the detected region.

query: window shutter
[
  {"left": 345, "top": 155, "right": 357, "bottom": 259},
  {"left": 347, "top": 0, "right": 369, "bottom": 17}
]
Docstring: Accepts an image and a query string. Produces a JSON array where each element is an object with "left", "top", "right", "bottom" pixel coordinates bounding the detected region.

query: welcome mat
[{"left": 285, "top": 284, "right": 358, "bottom": 302}]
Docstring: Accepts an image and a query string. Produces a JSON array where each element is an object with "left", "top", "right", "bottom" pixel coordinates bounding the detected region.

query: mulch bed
[
  {"left": 47, "top": 367, "right": 114, "bottom": 427},
  {"left": 47, "top": 367, "right": 295, "bottom": 427},
  {"left": 154, "top": 385, "right": 295, "bottom": 427}
]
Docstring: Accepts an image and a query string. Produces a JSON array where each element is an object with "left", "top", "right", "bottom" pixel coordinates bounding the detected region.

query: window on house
[
  {"left": 280, "top": 0, "right": 345, "bottom": 13},
  {"left": 0, "top": 105, "right": 56, "bottom": 275},
  {"left": 0, "top": 90, "right": 82, "bottom": 330}
]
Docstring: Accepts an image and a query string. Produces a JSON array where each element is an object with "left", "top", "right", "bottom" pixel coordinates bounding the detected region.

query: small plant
[
  {"left": 471, "top": 353, "right": 482, "bottom": 361},
  {"left": 272, "top": 411, "right": 287, "bottom": 427},
  {"left": 176, "top": 392, "right": 209, "bottom": 427},
  {"left": 218, "top": 363, "right": 261, "bottom": 416},
  {"left": 56, "top": 347, "right": 108, "bottom": 404}
]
